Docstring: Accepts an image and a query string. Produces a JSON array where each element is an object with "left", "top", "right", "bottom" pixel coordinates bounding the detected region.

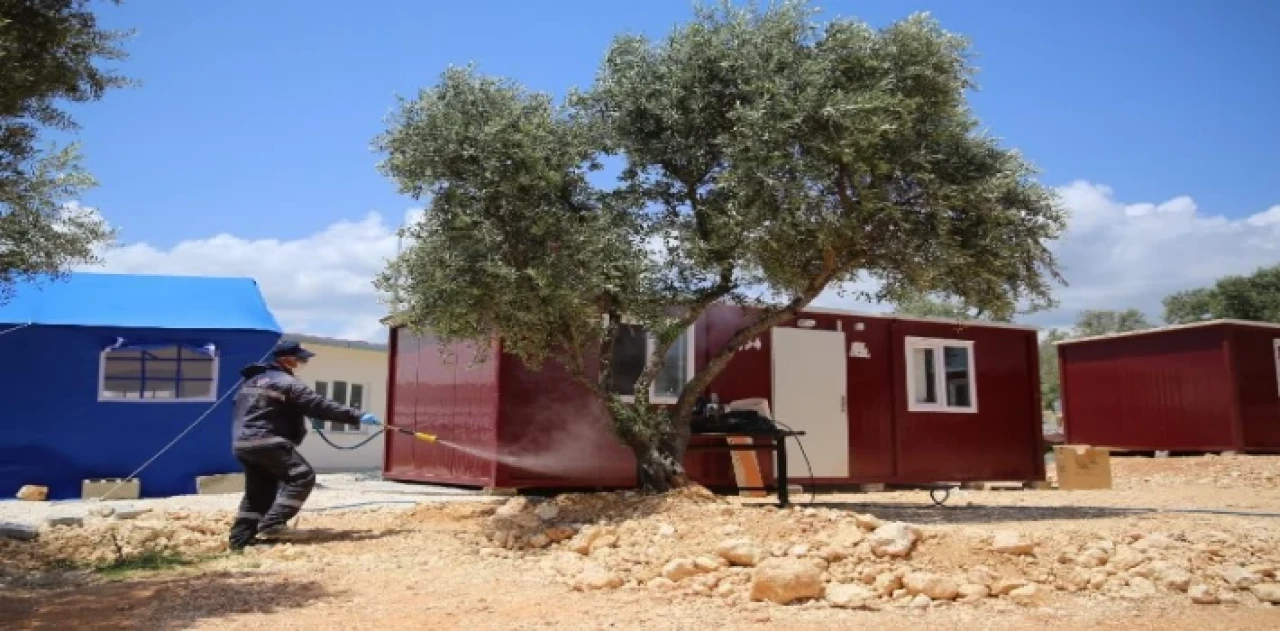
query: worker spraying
[{"left": 227, "top": 340, "right": 382, "bottom": 550}]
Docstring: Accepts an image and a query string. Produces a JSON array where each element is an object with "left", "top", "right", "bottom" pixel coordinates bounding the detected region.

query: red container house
[
  {"left": 383, "top": 303, "right": 1046, "bottom": 490},
  {"left": 1056, "top": 319, "right": 1280, "bottom": 453}
]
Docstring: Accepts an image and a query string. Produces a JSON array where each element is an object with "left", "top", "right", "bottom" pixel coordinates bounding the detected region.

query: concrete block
[
  {"left": 113, "top": 506, "right": 152, "bottom": 520},
  {"left": 857, "top": 483, "right": 886, "bottom": 493},
  {"left": 196, "top": 472, "right": 245, "bottom": 495},
  {"left": 45, "top": 515, "right": 84, "bottom": 528},
  {"left": 482, "top": 487, "right": 518, "bottom": 496},
  {"left": 0, "top": 522, "right": 38, "bottom": 541},
  {"left": 82, "top": 478, "right": 140, "bottom": 500}
]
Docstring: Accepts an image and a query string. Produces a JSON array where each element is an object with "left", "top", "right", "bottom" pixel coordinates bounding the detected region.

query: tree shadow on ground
[
  {"left": 0, "top": 570, "right": 335, "bottom": 630},
  {"left": 751, "top": 501, "right": 1156, "bottom": 525}
]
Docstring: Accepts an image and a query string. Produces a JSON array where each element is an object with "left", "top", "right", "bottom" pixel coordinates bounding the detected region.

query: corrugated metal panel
[
  {"left": 382, "top": 328, "right": 499, "bottom": 486},
  {"left": 890, "top": 320, "right": 1043, "bottom": 482},
  {"left": 495, "top": 353, "right": 636, "bottom": 488},
  {"left": 1060, "top": 325, "right": 1237, "bottom": 451},
  {"left": 1229, "top": 325, "right": 1280, "bottom": 451}
]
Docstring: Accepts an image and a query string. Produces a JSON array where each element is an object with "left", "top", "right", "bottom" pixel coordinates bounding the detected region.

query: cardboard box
[{"left": 1054, "top": 445, "right": 1112, "bottom": 490}]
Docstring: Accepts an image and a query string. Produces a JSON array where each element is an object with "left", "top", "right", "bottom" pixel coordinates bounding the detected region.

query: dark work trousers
[{"left": 228, "top": 441, "right": 316, "bottom": 548}]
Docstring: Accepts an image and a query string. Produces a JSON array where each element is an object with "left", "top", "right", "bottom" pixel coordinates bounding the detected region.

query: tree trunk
[{"left": 627, "top": 421, "right": 692, "bottom": 493}]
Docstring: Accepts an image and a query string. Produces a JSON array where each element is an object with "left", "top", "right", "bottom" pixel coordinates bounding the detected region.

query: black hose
[
  {"left": 311, "top": 427, "right": 386, "bottom": 451},
  {"left": 771, "top": 420, "right": 817, "bottom": 506}
]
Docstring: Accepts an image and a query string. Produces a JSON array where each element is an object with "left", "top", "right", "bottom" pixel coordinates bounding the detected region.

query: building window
[
  {"left": 610, "top": 322, "right": 694, "bottom": 405},
  {"left": 310, "top": 380, "right": 368, "bottom": 433},
  {"left": 905, "top": 336, "right": 977, "bottom": 413},
  {"left": 99, "top": 345, "right": 217, "bottom": 402}
]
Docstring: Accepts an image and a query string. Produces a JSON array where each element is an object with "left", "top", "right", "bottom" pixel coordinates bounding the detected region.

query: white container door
[{"left": 771, "top": 327, "right": 849, "bottom": 479}]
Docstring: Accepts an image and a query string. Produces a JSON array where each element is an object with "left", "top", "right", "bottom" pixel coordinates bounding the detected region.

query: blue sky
[{"left": 63, "top": 0, "right": 1280, "bottom": 339}]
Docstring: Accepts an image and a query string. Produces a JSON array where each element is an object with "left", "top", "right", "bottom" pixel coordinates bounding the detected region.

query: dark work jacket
[{"left": 231, "top": 362, "right": 363, "bottom": 449}]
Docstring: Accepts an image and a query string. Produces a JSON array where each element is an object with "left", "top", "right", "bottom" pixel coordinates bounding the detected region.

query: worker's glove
[{"left": 359, "top": 413, "right": 381, "bottom": 426}]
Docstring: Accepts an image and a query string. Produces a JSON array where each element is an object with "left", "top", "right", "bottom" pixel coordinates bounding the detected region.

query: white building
[{"left": 282, "top": 333, "right": 388, "bottom": 472}]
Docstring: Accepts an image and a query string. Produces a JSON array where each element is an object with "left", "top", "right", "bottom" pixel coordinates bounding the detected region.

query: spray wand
[{"left": 380, "top": 423, "right": 438, "bottom": 443}]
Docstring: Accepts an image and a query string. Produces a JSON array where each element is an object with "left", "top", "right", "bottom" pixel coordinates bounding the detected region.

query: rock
[
  {"left": 527, "top": 533, "right": 551, "bottom": 549},
  {"left": 663, "top": 558, "right": 701, "bottom": 582},
  {"left": 967, "top": 566, "right": 996, "bottom": 586},
  {"left": 717, "top": 539, "right": 763, "bottom": 567},
  {"left": 0, "top": 522, "right": 38, "bottom": 541},
  {"left": 695, "top": 556, "right": 727, "bottom": 572},
  {"left": 45, "top": 515, "right": 84, "bottom": 528},
  {"left": 1251, "top": 583, "right": 1280, "bottom": 604},
  {"left": 854, "top": 514, "right": 884, "bottom": 531},
  {"left": 1152, "top": 563, "right": 1192, "bottom": 592},
  {"left": 873, "top": 572, "right": 904, "bottom": 596},
  {"left": 648, "top": 577, "right": 677, "bottom": 591},
  {"left": 543, "top": 526, "right": 575, "bottom": 542},
  {"left": 16, "top": 485, "right": 47, "bottom": 501},
  {"left": 748, "top": 558, "right": 824, "bottom": 604},
  {"left": 1124, "top": 577, "right": 1157, "bottom": 599},
  {"left": 959, "top": 583, "right": 990, "bottom": 602},
  {"left": 825, "top": 583, "right": 877, "bottom": 609},
  {"left": 1188, "top": 585, "right": 1219, "bottom": 605},
  {"left": 1110, "top": 546, "right": 1144, "bottom": 570},
  {"left": 903, "top": 572, "right": 960, "bottom": 601},
  {"left": 1076, "top": 547, "right": 1110, "bottom": 568},
  {"left": 718, "top": 524, "right": 743, "bottom": 536},
  {"left": 1221, "top": 565, "right": 1262, "bottom": 589},
  {"left": 1133, "top": 533, "right": 1176, "bottom": 551},
  {"left": 534, "top": 503, "right": 560, "bottom": 521},
  {"left": 991, "top": 531, "right": 1035, "bottom": 555},
  {"left": 574, "top": 562, "right": 623, "bottom": 591},
  {"left": 992, "top": 579, "right": 1029, "bottom": 596},
  {"left": 657, "top": 523, "right": 677, "bottom": 537},
  {"left": 495, "top": 497, "right": 532, "bottom": 517},
  {"left": 1008, "top": 584, "right": 1040, "bottom": 605},
  {"left": 868, "top": 522, "right": 919, "bottom": 558},
  {"left": 113, "top": 507, "right": 152, "bottom": 520},
  {"left": 788, "top": 544, "right": 811, "bottom": 558},
  {"left": 910, "top": 594, "right": 933, "bottom": 609},
  {"left": 589, "top": 534, "right": 619, "bottom": 553}
]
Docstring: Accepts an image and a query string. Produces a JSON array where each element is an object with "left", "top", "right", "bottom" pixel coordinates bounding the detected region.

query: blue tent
[{"left": 0, "top": 272, "right": 282, "bottom": 499}]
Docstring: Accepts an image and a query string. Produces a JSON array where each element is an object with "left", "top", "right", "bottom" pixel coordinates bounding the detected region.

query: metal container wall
[
  {"left": 1059, "top": 325, "right": 1237, "bottom": 451},
  {"left": 382, "top": 327, "right": 500, "bottom": 486},
  {"left": 1228, "top": 325, "right": 1280, "bottom": 451}
]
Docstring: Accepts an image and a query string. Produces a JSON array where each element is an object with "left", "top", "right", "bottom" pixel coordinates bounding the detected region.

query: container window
[
  {"left": 99, "top": 345, "right": 218, "bottom": 402},
  {"left": 609, "top": 322, "right": 695, "bottom": 404},
  {"left": 905, "top": 337, "right": 977, "bottom": 413},
  {"left": 1274, "top": 339, "right": 1280, "bottom": 397},
  {"left": 308, "top": 379, "right": 370, "bottom": 433}
]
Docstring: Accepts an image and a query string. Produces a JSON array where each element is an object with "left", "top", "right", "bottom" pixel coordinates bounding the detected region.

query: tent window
[{"left": 100, "top": 345, "right": 217, "bottom": 402}]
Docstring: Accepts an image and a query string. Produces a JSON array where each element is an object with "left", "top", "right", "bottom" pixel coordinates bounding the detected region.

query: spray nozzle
[{"left": 415, "top": 432, "right": 438, "bottom": 443}]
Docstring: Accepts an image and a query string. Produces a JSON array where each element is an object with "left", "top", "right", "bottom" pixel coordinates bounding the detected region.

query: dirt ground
[{"left": 4, "top": 454, "right": 1280, "bottom": 630}]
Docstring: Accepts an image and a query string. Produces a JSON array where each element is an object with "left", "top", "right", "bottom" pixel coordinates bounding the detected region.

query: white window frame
[
  {"left": 904, "top": 336, "right": 977, "bottom": 414},
  {"left": 97, "top": 345, "right": 220, "bottom": 404},
  {"left": 311, "top": 379, "right": 371, "bottom": 434},
  {"left": 607, "top": 316, "right": 696, "bottom": 406},
  {"left": 1273, "top": 339, "right": 1280, "bottom": 397}
]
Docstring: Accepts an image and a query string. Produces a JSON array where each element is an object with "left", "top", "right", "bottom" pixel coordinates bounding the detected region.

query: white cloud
[
  {"left": 814, "top": 181, "right": 1280, "bottom": 329},
  {"left": 86, "top": 210, "right": 422, "bottom": 342},
  {"left": 81, "top": 181, "right": 1280, "bottom": 342}
]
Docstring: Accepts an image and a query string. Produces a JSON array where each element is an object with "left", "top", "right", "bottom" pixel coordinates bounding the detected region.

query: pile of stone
[
  {"left": 0, "top": 505, "right": 229, "bottom": 573},
  {"left": 464, "top": 489, "right": 1280, "bottom": 610}
]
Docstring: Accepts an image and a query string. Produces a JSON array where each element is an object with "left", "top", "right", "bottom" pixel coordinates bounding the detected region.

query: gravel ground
[
  {"left": 3, "top": 455, "right": 1280, "bottom": 630},
  {"left": 0, "top": 473, "right": 499, "bottom": 528}
]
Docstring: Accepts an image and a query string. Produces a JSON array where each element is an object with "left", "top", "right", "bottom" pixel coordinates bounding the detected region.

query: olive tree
[{"left": 376, "top": 1, "right": 1065, "bottom": 492}]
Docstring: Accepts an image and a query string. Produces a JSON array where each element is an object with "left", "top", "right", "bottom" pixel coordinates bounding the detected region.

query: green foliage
[
  {"left": 1073, "top": 308, "right": 1153, "bottom": 338},
  {"left": 1163, "top": 264, "right": 1280, "bottom": 324},
  {"left": 375, "top": 0, "right": 1066, "bottom": 486},
  {"left": 892, "top": 290, "right": 1011, "bottom": 322},
  {"left": 0, "top": 0, "right": 130, "bottom": 300},
  {"left": 1037, "top": 328, "right": 1069, "bottom": 410}
]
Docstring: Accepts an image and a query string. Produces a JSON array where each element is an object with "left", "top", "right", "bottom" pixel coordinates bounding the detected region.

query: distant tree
[
  {"left": 376, "top": 1, "right": 1066, "bottom": 492},
  {"left": 1074, "top": 308, "right": 1153, "bottom": 338},
  {"left": 892, "top": 290, "right": 1013, "bottom": 322},
  {"left": 1163, "top": 264, "right": 1280, "bottom": 324},
  {"left": 0, "top": 0, "right": 131, "bottom": 301},
  {"left": 1037, "top": 328, "right": 1069, "bottom": 411}
]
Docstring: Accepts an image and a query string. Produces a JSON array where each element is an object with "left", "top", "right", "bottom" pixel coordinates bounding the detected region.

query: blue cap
[{"left": 272, "top": 340, "right": 316, "bottom": 360}]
